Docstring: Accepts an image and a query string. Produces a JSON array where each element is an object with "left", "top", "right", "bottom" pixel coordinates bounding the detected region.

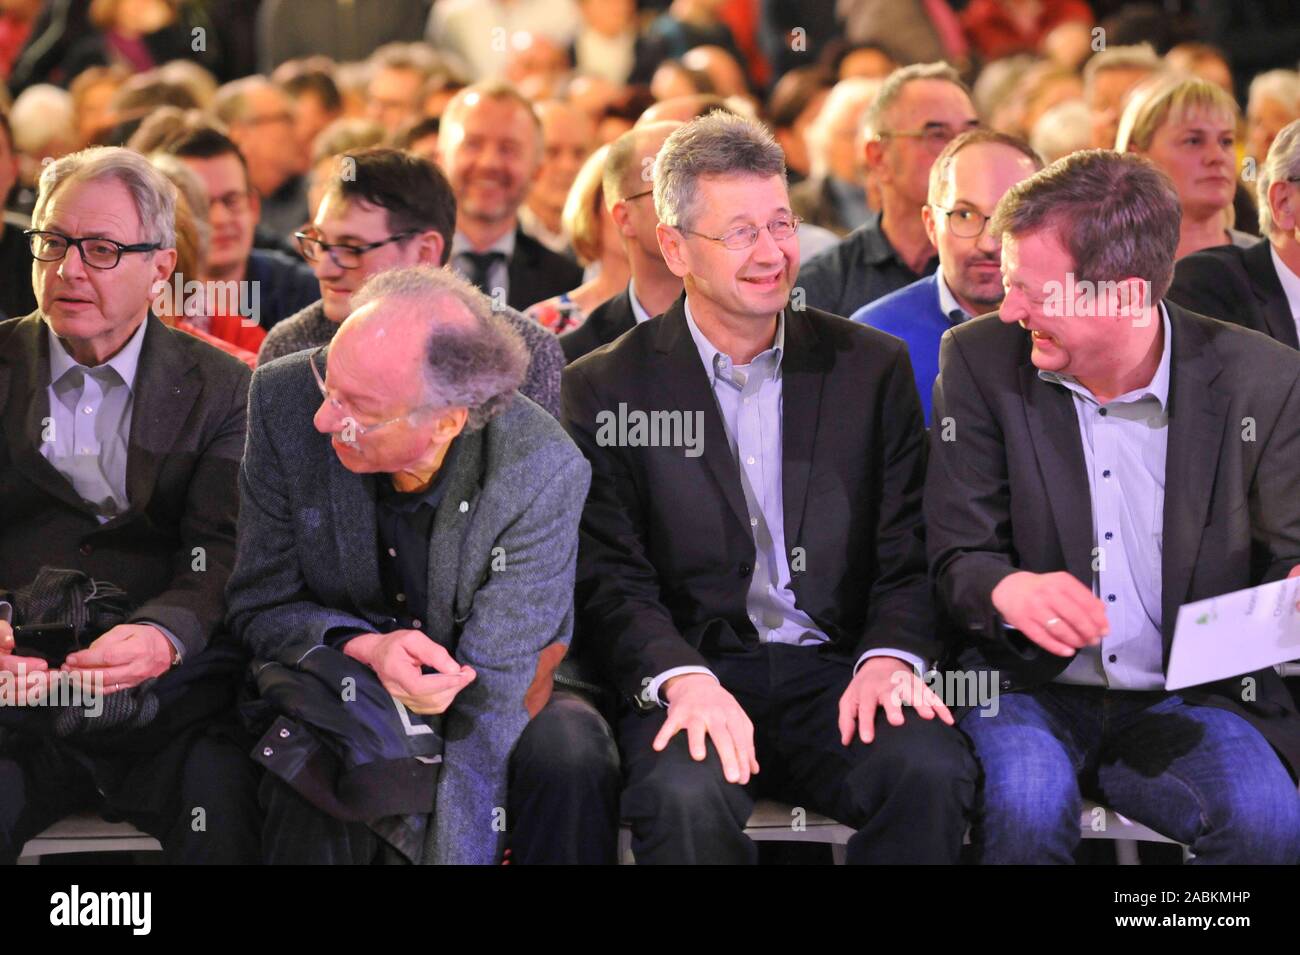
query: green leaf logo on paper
[{"left": 1196, "top": 612, "right": 1217, "bottom": 625}]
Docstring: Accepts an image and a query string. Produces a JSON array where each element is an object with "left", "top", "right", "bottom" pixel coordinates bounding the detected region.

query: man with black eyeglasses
[
  {"left": 258, "top": 147, "right": 563, "bottom": 418},
  {"left": 0, "top": 147, "right": 260, "bottom": 864},
  {"left": 852, "top": 130, "right": 1043, "bottom": 424},
  {"left": 797, "top": 63, "right": 980, "bottom": 318},
  {"left": 558, "top": 112, "right": 976, "bottom": 864},
  {"left": 160, "top": 123, "right": 320, "bottom": 351}
]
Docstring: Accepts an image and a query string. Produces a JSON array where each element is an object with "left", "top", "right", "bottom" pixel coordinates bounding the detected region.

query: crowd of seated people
[{"left": 0, "top": 0, "right": 1299, "bottom": 866}]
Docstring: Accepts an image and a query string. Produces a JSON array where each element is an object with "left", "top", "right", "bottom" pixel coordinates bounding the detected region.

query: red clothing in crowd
[{"left": 960, "top": 0, "right": 1093, "bottom": 61}]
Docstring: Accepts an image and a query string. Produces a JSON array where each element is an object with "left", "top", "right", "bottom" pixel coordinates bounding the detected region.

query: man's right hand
[
  {"left": 343, "top": 629, "right": 476, "bottom": 715},
  {"left": 0, "top": 619, "right": 50, "bottom": 698},
  {"left": 655, "top": 673, "right": 759, "bottom": 785},
  {"left": 991, "top": 570, "right": 1109, "bottom": 657}
]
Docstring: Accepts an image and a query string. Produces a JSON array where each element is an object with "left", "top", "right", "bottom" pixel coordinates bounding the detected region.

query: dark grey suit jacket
[
  {"left": 925, "top": 303, "right": 1300, "bottom": 773},
  {"left": 559, "top": 288, "right": 637, "bottom": 365},
  {"left": 0, "top": 313, "right": 250, "bottom": 659},
  {"left": 226, "top": 348, "right": 591, "bottom": 863},
  {"left": 1168, "top": 239, "right": 1299, "bottom": 349}
]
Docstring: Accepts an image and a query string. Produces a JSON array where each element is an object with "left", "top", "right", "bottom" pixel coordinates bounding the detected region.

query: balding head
[{"left": 604, "top": 120, "right": 682, "bottom": 206}]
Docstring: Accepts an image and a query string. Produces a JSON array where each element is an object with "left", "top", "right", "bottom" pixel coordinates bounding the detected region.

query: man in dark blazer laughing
[
  {"left": 558, "top": 112, "right": 976, "bottom": 864},
  {"left": 927, "top": 149, "right": 1300, "bottom": 864}
]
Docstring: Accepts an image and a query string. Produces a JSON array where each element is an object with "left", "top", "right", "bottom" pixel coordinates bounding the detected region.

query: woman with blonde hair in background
[{"left": 526, "top": 143, "right": 630, "bottom": 334}]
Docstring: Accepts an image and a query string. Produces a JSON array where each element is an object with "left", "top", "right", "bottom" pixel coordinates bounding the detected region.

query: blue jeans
[{"left": 960, "top": 683, "right": 1300, "bottom": 864}]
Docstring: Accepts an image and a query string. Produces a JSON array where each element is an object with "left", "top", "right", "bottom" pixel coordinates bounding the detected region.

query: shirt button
[
  {"left": 1104, "top": 531, "right": 1113, "bottom": 540},
  {"left": 387, "top": 547, "right": 397, "bottom": 557},
  {"left": 396, "top": 593, "right": 406, "bottom": 603},
  {"left": 746, "top": 456, "right": 755, "bottom": 465},
  {"left": 1108, "top": 654, "right": 1117, "bottom": 663},
  {"left": 1102, "top": 469, "right": 1111, "bottom": 478},
  {"left": 743, "top": 397, "right": 751, "bottom": 405},
  {"left": 1107, "top": 594, "right": 1116, "bottom": 603},
  {"left": 750, "top": 517, "right": 758, "bottom": 527},
  {"left": 82, "top": 406, "right": 93, "bottom": 415},
  {"left": 1099, "top": 408, "right": 1108, "bottom": 416}
]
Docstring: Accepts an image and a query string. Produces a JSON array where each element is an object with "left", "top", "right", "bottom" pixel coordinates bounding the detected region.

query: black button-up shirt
[{"left": 373, "top": 439, "right": 461, "bottom": 631}]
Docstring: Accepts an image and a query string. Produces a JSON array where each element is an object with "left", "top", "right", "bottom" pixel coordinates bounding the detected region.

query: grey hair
[
  {"left": 653, "top": 110, "right": 786, "bottom": 233},
  {"left": 990, "top": 149, "right": 1181, "bottom": 301},
  {"left": 862, "top": 62, "right": 968, "bottom": 141},
  {"left": 1258, "top": 118, "right": 1300, "bottom": 236},
  {"left": 1248, "top": 70, "right": 1300, "bottom": 120},
  {"left": 1082, "top": 43, "right": 1163, "bottom": 97},
  {"left": 33, "top": 146, "right": 177, "bottom": 248},
  {"left": 350, "top": 266, "right": 529, "bottom": 432}
]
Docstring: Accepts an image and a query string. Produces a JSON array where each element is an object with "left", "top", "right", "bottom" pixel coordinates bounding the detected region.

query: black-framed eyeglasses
[
  {"left": 683, "top": 216, "right": 802, "bottom": 251},
  {"left": 25, "top": 229, "right": 162, "bottom": 270},
  {"left": 295, "top": 230, "right": 419, "bottom": 270},
  {"left": 878, "top": 120, "right": 982, "bottom": 151},
  {"left": 931, "top": 205, "right": 991, "bottom": 239}
]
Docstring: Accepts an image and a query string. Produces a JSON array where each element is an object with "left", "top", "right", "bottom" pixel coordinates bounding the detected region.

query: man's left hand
[
  {"left": 61, "top": 624, "right": 176, "bottom": 694},
  {"left": 837, "top": 656, "right": 953, "bottom": 746}
]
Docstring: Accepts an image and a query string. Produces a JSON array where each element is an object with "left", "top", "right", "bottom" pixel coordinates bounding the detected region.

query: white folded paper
[{"left": 1166, "top": 576, "right": 1300, "bottom": 690}]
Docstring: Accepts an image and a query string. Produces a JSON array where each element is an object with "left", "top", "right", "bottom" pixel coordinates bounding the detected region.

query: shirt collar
[
  {"left": 451, "top": 228, "right": 516, "bottom": 261},
  {"left": 47, "top": 314, "right": 149, "bottom": 392},
  {"left": 683, "top": 296, "right": 784, "bottom": 386},
  {"left": 627, "top": 280, "right": 654, "bottom": 324},
  {"left": 934, "top": 268, "right": 972, "bottom": 325},
  {"left": 1038, "top": 303, "right": 1173, "bottom": 410},
  {"left": 1270, "top": 243, "right": 1300, "bottom": 320}
]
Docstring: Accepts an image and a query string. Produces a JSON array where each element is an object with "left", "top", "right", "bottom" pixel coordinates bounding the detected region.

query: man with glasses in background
[
  {"left": 257, "top": 147, "right": 563, "bottom": 418},
  {"left": 852, "top": 130, "right": 1043, "bottom": 424},
  {"left": 227, "top": 265, "right": 589, "bottom": 864},
  {"left": 797, "top": 63, "right": 980, "bottom": 318},
  {"left": 560, "top": 112, "right": 976, "bottom": 864},
  {"left": 162, "top": 123, "right": 321, "bottom": 352},
  {"left": 0, "top": 147, "right": 260, "bottom": 864}
]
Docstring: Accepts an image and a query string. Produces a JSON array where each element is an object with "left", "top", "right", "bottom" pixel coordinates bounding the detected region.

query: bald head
[{"left": 604, "top": 120, "right": 682, "bottom": 205}]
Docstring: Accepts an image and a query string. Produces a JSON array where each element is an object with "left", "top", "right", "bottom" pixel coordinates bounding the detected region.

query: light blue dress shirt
[
  {"left": 645, "top": 298, "right": 925, "bottom": 704},
  {"left": 1040, "top": 307, "right": 1173, "bottom": 690}
]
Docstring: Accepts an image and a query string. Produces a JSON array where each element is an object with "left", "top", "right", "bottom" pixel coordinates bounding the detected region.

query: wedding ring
[{"left": 1044, "top": 618, "right": 1061, "bottom": 629}]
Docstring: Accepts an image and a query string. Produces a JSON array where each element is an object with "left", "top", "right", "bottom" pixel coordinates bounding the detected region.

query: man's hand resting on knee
[{"left": 656, "top": 673, "right": 759, "bottom": 785}]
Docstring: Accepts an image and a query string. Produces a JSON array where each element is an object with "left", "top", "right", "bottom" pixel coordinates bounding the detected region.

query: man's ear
[
  {"left": 922, "top": 203, "right": 938, "bottom": 248},
  {"left": 611, "top": 200, "right": 635, "bottom": 238},
  {"left": 1269, "top": 179, "right": 1297, "bottom": 233},
  {"left": 418, "top": 229, "right": 445, "bottom": 265},
  {"left": 656, "top": 222, "right": 690, "bottom": 278},
  {"left": 863, "top": 137, "right": 886, "bottom": 179},
  {"left": 435, "top": 406, "right": 470, "bottom": 443}
]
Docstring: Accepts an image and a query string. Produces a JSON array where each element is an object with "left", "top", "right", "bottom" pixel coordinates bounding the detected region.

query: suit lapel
[
  {"left": 326, "top": 428, "right": 387, "bottom": 622},
  {"left": 1159, "top": 307, "right": 1229, "bottom": 654},
  {"left": 1019, "top": 361, "right": 1094, "bottom": 586},
  {"left": 779, "top": 309, "right": 826, "bottom": 549},
  {"left": 424, "top": 430, "right": 484, "bottom": 650},
  {"left": 1, "top": 315, "right": 102, "bottom": 515},
  {"left": 1243, "top": 241, "right": 1299, "bottom": 348},
  {"left": 654, "top": 298, "right": 750, "bottom": 532}
]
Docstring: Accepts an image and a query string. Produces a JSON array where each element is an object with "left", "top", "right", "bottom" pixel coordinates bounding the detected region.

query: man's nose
[{"left": 57, "top": 245, "right": 88, "bottom": 281}]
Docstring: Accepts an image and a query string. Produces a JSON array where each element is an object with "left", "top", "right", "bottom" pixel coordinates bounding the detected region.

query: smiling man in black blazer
[
  {"left": 927, "top": 150, "right": 1300, "bottom": 864},
  {"left": 561, "top": 112, "right": 975, "bottom": 864}
]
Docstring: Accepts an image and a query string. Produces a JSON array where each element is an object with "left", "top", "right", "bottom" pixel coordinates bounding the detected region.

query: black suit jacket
[
  {"left": 508, "top": 227, "right": 584, "bottom": 313},
  {"left": 1168, "top": 239, "right": 1299, "bottom": 349},
  {"left": 0, "top": 313, "right": 251, "bottom": 659},
  {"left": 925, "top": 303, "right": 1300, "bottom": 773},
  {"left": 560, "top": 287, "right": 637, "bottom": 364},
  {"left": 563, "top": 295, "right": 935, "bottom": 707}
]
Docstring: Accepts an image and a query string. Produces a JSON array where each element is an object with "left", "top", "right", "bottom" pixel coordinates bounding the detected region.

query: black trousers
[
  {"left": 0, "top": 732, "right": 261, "bottom": 864},
  {"left": 258, "top": 773, "right": 415, "bottom": 865},
  {"left": 619, "top": 644, "right": 977, "bottom": 864},
  {"left": 506, "top": 687, "right": 622, "bottom": 864}
]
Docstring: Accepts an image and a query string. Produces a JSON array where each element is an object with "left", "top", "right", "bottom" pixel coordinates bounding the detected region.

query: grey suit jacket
[
  {"left": 225, "top": 348, "right": 591, "bottom": 863},
  {"left": 925, "top": 303, "right": 1300, "bottom": 773}
]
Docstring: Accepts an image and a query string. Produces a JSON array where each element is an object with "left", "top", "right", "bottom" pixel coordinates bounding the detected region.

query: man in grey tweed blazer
[{"left": 226, "top": 266, "right": 590, "bottom": 864}]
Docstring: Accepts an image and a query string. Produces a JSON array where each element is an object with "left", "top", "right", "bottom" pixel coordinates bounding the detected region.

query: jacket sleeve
[
  {"left": 924, "top": 329, "right": 1020, "bottom": 640},
  {"left": 427, "top": 447, "right": 591, "bottom": 865},
  {"left": 1166, "top": 255, "right": 1252, "bottom": 330},
  {"left": 562, "top": 363, "right": 713, "bottom": 705},
  {"left": 128, "top": 361, "right": 250, "bottom": 660},
  {"left": 225, "top": 366, "right": 373, "bottom": 666}
]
